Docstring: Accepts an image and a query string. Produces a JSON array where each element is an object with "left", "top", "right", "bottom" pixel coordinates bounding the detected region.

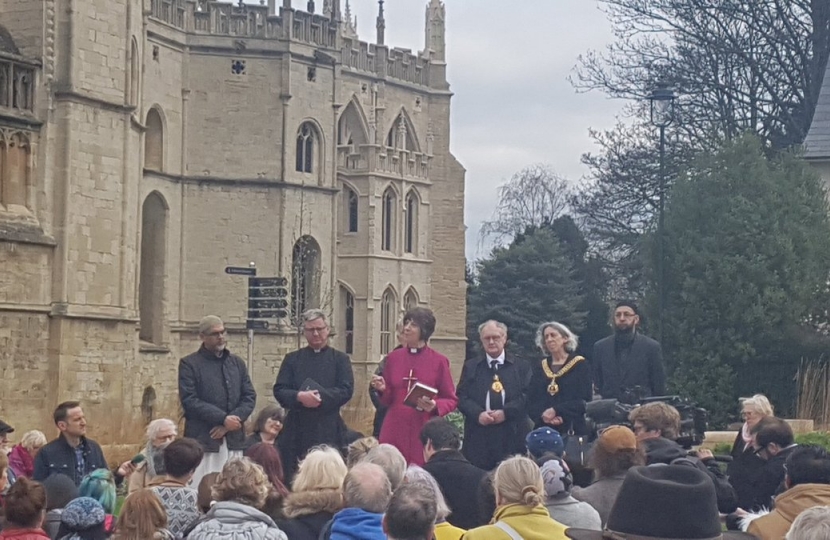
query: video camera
[{"left": 585, "top": 387, "right": 709, "bottom": 449}]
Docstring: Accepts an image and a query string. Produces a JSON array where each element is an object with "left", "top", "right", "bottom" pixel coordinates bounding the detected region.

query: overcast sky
[{"left": 285, "top": 0, "right": 626, "bottom": 259}]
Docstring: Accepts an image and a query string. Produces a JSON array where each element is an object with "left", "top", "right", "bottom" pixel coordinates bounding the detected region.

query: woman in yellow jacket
[
  {"left": 404, "top": 465, "right": 465, "bottom": 540},
  {"left": 462, "top": 456, "right": 568, "bottom": 540}
]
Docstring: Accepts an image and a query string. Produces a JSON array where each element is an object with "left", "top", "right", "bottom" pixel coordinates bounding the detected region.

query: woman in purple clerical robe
[{"left": 372, "top": 307, "right": 458, "bottom": 465}]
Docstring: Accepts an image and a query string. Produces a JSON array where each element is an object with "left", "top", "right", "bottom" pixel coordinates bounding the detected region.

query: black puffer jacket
[{"left": 178, "top": 346, "right": 257, "bottom": 452}]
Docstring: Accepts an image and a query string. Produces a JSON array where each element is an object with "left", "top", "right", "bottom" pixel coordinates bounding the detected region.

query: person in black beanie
[{"left": 593, "top": 300, "right": 666, "bottom": 401}]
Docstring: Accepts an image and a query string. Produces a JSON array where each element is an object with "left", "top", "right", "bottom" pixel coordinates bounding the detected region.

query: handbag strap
[{"left": 494, "top": 520, "right": 524, "bottom": 540}]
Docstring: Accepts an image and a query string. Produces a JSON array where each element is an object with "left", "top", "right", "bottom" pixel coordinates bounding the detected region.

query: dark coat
[
  {"left": 527, "top": 355, "right": 592, "bottom": 435},
  {"left": 422, "top": 449, "right": 489, "bottom": 530},
  {"left": 273, "top": 346, "right": 354, "bottom": 480},
  {"left": 642, "top": 437, "right": 738, "bottom": 513},
  {"left": 277, "top": 512, "right": 333, "bottom": 540},
  {"left": 593, "top": 333, "right": 666, "bottom": 400},
  {"left": 368, "top": 355, "right": 390, "bottom": 438},
  {"left": 748, "top": 445, "right": 798, "bottom": 511},
  {"left": 456, "top": 353, "right": 532, "bottom": 471},
  {"left": 727, "top": 431, "right": 767, "bottom": 510},
  {"left": 32, "top": 435, "right": 108, "bottom": 486},
  {"left": 178, "top": 346, "right": 257, "bottom": 452}
]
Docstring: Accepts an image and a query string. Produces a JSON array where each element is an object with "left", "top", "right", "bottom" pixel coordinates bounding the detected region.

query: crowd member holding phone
[
  {"left": 274, "top": 309, "right": 354, "bottom": 482},
  {"left": 179, "top": 315, "right": 257, "bottom": 489}
]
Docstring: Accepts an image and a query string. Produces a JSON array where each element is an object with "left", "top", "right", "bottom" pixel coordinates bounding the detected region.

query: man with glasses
[
  {"left": 274, "top": 308, "right": 354, "bottom": 481},
  {"left": 456, "top": 320, "right": 532, "bottom": 470},
  {"left": 178, "top": 315, "right": 257, "bottom": 487},
  {"left": 593, "top": 300, "right": 666, "bottom": 400}
]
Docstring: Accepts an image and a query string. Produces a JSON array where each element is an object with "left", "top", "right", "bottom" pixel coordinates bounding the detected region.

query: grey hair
[
  {"left": 301, "top": 309, "right": 328, "bottom": 325},
  {"left": 739, "top": 394, "right": 774, "bottom": 417},
  {"left": 478, "top": 320, "right": 508, "bottom": 337},
  {"left": 786, "top": 506, "right": 830, "bottom": 540},
  {"left": 343, "top": 462, "right": 392, "bottom": 513},
  {"left": 146, "top": 418, "right": 177, "bottom": 443},
  {"left": 362, "top": 443, "right": 407, "bottom": 490},
  {"left": 404, "top": 465, "right": 451, "bottom": 522},
  {"left": 20, "top": 430, "right": 47, "bottom": 452},
  {"left": 198, "top": 315, "right": 224, "bottom": 335},
  {"left": 535, "top": 322, "right": 579, "bottom": 353}
]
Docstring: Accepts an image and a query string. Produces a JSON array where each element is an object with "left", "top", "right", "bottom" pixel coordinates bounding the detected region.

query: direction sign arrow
[
  {"left": 246, "top": 319, "right": 269, "bottom": 330},
  {"left": 249, "top": 287, "right": 288, "bottom": 299},
  {"left": 248, "top": 309, "right": 289, "bottom": 319},
  {"left": 249, "top": 277, "right": 288, "bottom": 287},
  {"left": 225, "top": 266, "right": 257, "bottom": 276},
  {"left": 249, "top": 299, "right": 288, "bottom": 309}
]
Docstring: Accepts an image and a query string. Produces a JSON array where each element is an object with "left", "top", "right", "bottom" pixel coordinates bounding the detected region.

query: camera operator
[
  {"left": 630, "top": 402, "right": 738, "bottom": 514},
  {"left": 593, "top": 301, "right": 665, "bottom": 401}
]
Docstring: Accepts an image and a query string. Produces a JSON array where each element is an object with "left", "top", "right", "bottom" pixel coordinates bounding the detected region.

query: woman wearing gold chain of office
[{"left": 527, "top": 322, "right": 592, "bottom": 436}]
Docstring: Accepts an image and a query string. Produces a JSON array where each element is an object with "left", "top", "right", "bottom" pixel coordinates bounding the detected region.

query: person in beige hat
[{"left": 570, "top": 425, "right": 644, "bottom": 526}]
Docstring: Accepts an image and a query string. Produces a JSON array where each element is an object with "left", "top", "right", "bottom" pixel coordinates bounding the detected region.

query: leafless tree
[{"left": 479, "top": 164, "right": 572, "bottom": 247}]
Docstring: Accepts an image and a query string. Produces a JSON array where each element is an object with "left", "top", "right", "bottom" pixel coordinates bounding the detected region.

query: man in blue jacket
[
  {"left": 33, "top": 401, "right": 134, "bottom": 486},
  {"left": 178, "top": 315, "right": 257, "bottom": 487}
]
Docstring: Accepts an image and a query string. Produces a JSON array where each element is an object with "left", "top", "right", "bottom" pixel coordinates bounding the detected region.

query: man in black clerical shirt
[
  {"left": 274, "top": 308, "right": 354, "bottom": 481},
  {"left": 456, "top": 320, "right": 531, "bottom": 471},
  {"left": 593, "top": 301, "right": 666, "bottom": 401}
]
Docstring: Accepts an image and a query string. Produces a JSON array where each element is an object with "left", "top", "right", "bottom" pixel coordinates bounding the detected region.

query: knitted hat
[
  {"left": 525, "top": 427, "right": 564, "bottom": 458},
  {"left": 597, "top": 425, "right": 637, "bottom": 452},
  {"left": 61, "top": 497, "right": 106, "bottom": 530},
  {"left": 540, "top": 457, "right": 573, "bottom": 499},
  {"left": 43, "top": 473, "right": 80, "bottom": 511}
]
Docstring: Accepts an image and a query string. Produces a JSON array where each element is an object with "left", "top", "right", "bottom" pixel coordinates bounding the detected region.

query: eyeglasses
[
  {"left": 304, "top": 326, "right": 328, "bottom": 334},
  {"left": 206, "top": 330, "right": 227, "bottom": 337}
]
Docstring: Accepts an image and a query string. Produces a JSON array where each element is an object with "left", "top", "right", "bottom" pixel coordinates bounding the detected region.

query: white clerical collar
[{"left": 486, "top": 351, "right": 505, "bottom": 365}]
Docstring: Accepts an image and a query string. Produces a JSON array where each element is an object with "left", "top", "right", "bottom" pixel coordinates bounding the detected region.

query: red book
[{"left": 404, "top": 382, "right": 438, "bottom": 409}]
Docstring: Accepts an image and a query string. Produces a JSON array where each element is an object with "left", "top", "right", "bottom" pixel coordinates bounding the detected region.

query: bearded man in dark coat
[
  {"left": 593, "top": 300, "right": 666, "bottom": 401},
  {"left": 178, "top": 315, "right": 257, "bottom": 487},
  {"left": 456, "top": 320, "right": 532, "bottom": 471},
  {"left": 274, "top": 308, "right": 354, "bottom": 481}
]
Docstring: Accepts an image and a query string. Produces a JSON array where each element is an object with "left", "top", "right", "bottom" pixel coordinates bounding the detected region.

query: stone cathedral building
[{"left": 0, "top": 0, "right": 466, "bottom": 446}]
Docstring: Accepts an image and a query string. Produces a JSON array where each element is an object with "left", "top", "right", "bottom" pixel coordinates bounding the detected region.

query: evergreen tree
[
  {"left": 660, "top": 135, "right": 830, "bottom": 424},
  {"left": 468, "top": 228, "right": 586, "bottom": 361}
]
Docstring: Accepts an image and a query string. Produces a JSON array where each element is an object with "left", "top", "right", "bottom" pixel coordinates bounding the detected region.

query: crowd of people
[{"left": 1, "top": 302, "right": 830, "bottom": 539}]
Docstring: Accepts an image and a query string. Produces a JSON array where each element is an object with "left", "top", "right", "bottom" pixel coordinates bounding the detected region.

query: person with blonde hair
[
  {"left": 278, "top": 446, "right": 347, "bottom": 540},
  {"left": 462, "top": 456, "right": 568, "bottom": 540},
  {"left": 8, "top": 430, "right": 47, "bottom": 479},
  {"left": 728, "top": 394, "right": 774, "bottom": 511},
  {"left": 128, "top": 418, "right": 178, "bottom": 494},
  {"left": 345, "top": 437, "right": 378, "bottom": 468},
  {"left": 112, "top": 490, "right": 172, "bottom": 540},
  {"left": 188, "top": 458, "right": 287, "bottom": 540}
]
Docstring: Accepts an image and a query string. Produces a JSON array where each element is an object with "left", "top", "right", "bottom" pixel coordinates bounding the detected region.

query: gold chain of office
[{"left": 541, "top": 355, "right": 585, "bottom": 396}]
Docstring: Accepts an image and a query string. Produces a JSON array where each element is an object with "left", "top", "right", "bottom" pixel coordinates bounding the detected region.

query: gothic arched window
[
  {"left": 404, "top": 288, "right": 419, "bottom": 312},
  {"left": 145, "top": 108, "right": 164, "bottom": 171},
  {"left": 139, "top": 192, "right": 168, "bottom": 344},
  {"left": 381, "top": 187, "right": 396, "bottom": 252},
  {"left": 405, "top": 190, "right": 419, "bottom": 254},
  {"left": 346, "top": 188, "right": 358, "bottom": 233},
  {"left": 296, "top": 122, "right": 317, "bottom": 173},
  {"left": 343, "top": 288, "right": 355, "bottom": 354},
  {"left": 380, "top": 288, "right": 397, "bottom": 355},
  {"left": 291, "top": 235, "right": 321, "bottom": 318}
]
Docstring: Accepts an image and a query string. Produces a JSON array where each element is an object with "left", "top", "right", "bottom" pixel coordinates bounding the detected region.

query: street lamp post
[{"left": 648, "top": 82, "right": 676, "bottom": 342}]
